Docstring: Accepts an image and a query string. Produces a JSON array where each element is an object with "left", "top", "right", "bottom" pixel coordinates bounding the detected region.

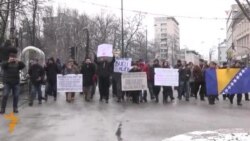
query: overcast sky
[{"left": 50, "top": 0, "right": 236, "bottom": 59}]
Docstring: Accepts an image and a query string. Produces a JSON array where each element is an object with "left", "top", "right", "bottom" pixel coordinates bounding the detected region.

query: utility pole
[
  {"left": 172, "top": 38, "right": 175, "bottom": 66},
  {"left": 121, "top": 0, "right": 124, "bottom": 57}
]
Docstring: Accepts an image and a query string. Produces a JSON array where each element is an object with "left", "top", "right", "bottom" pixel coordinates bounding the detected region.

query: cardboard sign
[
  {"left": 114, "top": 58, "right": 132, "bottom": 73},
  {"left": 97, "top": 44, "right": 113, "bottom": 57},
  {"left": 122, "top": 72, "right": 148, "bottom": 91},
  {"left": 57, "top": 74, "right": 83, "bottom": 92},
  {"left": 154, "top": 68, "right": 179, "bottom": 86}
]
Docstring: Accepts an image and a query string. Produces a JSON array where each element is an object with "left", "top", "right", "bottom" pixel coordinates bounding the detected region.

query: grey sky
[{"left": 51, "top": 0, "right": 235, "bottom": 59}]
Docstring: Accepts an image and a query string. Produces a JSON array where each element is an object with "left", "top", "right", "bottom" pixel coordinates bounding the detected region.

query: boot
[
  {"left": 13, "top": 108, "right": 18, "bottom": 113},
  {"left": 0, "top": 108, "right": 5, "bottom": 114}
]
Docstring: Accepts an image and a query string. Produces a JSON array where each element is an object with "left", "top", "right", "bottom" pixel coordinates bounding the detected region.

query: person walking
[
  {"left": 178, "top": 61, "right": 191, "bottom": 101},
  {"left": 63, "top": 59, "right": 79, "bottom": 102},
  {"left": 228, "top": 61, "right": 243, "bottom": 106},
  {"left": 44, "top": 57, "right": 60, "bottom": 101},
  {"left": 138, "top": 59, "right": 149, "bottom": 103},
  {"left": 129, "top": 62, "right": 141, "bottom": 104},
  {"left": 94, "top": 55, "right": 115, "bottom": 103},
  {"left": 207, "top": 61, "right": 217, "bottom": 105},
  {"left": 0, "top": 52, "right": 25, "bottom": 114},
  {"left": 28, "top": 59, "right": 45, "bottom": 106},
  {"left": 151, "top": 59, "right": 161, "bottom": 103},
  {"left": 162, "top": 60, "right": 174, "bottom": 103},
  {"left": 80, "top": 58, "right": 96, "bottom": 102}
]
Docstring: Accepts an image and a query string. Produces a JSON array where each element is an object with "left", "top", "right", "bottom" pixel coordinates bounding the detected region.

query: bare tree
[{"left": 235, "top": 0, "right": 250, "bottom": 21}]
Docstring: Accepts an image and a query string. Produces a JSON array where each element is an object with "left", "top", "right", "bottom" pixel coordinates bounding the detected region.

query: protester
[
  {"left": 193, "top": 59, "right": 206, "bottom": 101},
  {"left": 178, "top": 61, "right": 191, "bottom": 101},
  {"left": 80, "top": 58, "right": 96, "bottom": 102},
  {"left": 28, "top": 59, "right": 45, "bottom": 106},
  {"left": 94, "top": 55, "right": 115, "bottom": 103},
  {"left": 63, "top": 59, "right": 79, "bottom": 102},
  {"left": 44, "top": 57, "right": 60, "bottom": 101},
  {"left": 162, "top": 60, "right": 174, "bottom": 103},
  {"left": 91, "top": 73, "right": 98, "bottom": 99},
  {"left": 174, "top": 60, "right": 182, "bottom": 98},
  {"left": 138, "top": 59, "right": 149, "bottom": 103},
  {"left": 56, "top": 58, "right": 62, "bottom": 73},
  {"left": 206, "top": 61, "right": 217, "bottom": 105},
  {"left": 151, "top": 59, "right": 161, "bottom": 103},
  {"left": 129, "top": 62, "right": 141, "bottom": 104},
  {"left": 147, "top": 61, "right": 155, "bottom": 100},
  {"left": 0, "top": 52, "right": 25, "bottom": 114},
  {"left": 220, "top": 62, "right": 228, "bottom": 100},
  {"left": 228, "top": 61, "right": 243, "bottom": 106},
  {"left": 189, "top": 62, "right": 195, "bottom": 97}
]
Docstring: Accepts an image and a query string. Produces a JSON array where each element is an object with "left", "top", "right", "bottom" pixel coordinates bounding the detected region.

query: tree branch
[{"left": 235, "top": 0, "right": 250, "bottom": 21}]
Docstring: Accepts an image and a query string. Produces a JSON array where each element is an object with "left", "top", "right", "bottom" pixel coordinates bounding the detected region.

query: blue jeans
[
  {"left": 1, "top": 83, "right": 20, "bottom": 109},
  {"left": 30, "top": 84, "right": 42, "bottom": 103},
  {"left": 178, "top": 81, "right": 190, "bottom": 100}
]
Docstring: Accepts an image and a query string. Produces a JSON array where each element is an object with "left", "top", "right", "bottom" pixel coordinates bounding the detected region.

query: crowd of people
[{"left": 0, "top": 49, "right": 249, "bottom": 114}]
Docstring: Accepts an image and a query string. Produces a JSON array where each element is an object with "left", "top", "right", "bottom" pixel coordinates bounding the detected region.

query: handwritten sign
[
  {"left": 57, "top": 74, "right": 83, "bottom": 92},
  {"left": 114, "top": 58, "right": 132, "bottom": 73},
  {"left": 154, "top": 68, "right": 179, "bottom": 86},
  {"left": 97, "top": 44, "right": 113, "bottom": 57},
  {"left": 122, "top": 72, "right": 147, "bottom": 91}
]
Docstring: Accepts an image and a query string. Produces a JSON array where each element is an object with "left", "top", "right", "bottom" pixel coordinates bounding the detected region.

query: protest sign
[
  {"left": 97, "top": 44, "right": 113, "bottom": 57},
  {"left": 114, "top": 58, "right": 132, "bottom": 73},
  {"left": 122, "top": 72, "right": 147, "bottom": 91},
  {"left": 57, "top": 74, "right": 83, "bottom": 92},
  {"left": 154, "top": 68, "right": 179, "bottom": 86}
]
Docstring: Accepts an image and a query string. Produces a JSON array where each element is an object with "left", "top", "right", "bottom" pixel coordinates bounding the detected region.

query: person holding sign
[
  {"left": 151, "top": 59, "right": 161, "bottom": 103},
  {"left": 80, "top": 58, "right": 96, "bottom": 102},
  {"left": 162, "top": 60, "right": 174, "bottom": 103},
  {"left": 94, "top": 54, "right": 115, "bottom": 103},
  {"left": 129, "top": 62, "right": 142, "bottom": 104},
  {"left": 63, "top": 59, "right": 79, "bottom": 103}
]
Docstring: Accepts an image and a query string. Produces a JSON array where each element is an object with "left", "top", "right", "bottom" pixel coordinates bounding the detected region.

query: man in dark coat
[
  {"left": 81, "top": 58, "right": 96, "bottom": 101},
  {"left": 94, "top": 55, "right": 115, "bottom": 103},
  {"left": 28, "top": 59, "right": 45, "bottom": 106},
  {"left": 0, "top": 52, "right": 25, "bottom": 114},
  {"left": 178, "top": 61, "right": 191, "bottom": 101},
  {"left": 44, "top": 57, "right": 60, "bottom": 101}
]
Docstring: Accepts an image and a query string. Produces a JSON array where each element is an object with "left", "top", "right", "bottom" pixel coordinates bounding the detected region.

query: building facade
[
  {"left": 226, "top": 4, "right": 250, "bottom": 64},
  {"left": 180, "top": 49, "right": 202, "bottom": 65},
  {"left": 154, "top": 17, "right": 180, "bottom": 65},
  {"left": 218, "top": 42, "right": 227, "bottom": 65}
]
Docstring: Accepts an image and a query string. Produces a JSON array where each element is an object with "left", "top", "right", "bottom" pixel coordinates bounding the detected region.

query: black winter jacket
[
  {"left": 28, "top": 64, "right": 45, "bottom": 85},
  {"left": 2, "top": 61, "right": 25, "bottom": 84},
  {"left": 81, "top": 63, "right": 96, "bottom": 86}
]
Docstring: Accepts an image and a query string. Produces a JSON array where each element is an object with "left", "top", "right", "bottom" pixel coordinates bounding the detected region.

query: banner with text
[
  {"left": 57, "top": 74, "right": 83, "bottom": 92},
  {"left": 154, "top": 68, "right": 179, "bottom": 86},
  {"left": 122, "top": 72, "right": 148, "bottom": 91},
  {"left": 114, "top": 58, "right": 132, "bottom": 73},
  {"left": 97, "top": 44, "right": 113, "bottom": 57}
]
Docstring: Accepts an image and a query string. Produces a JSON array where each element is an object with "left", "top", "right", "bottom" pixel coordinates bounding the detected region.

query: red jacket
[{"left": 138, "top": 63, "right": 151, "bottom": 81}]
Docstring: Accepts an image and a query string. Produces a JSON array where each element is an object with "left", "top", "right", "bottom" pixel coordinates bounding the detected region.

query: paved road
[{"left": 1, "top": 92, "right": 250, "bottom": 141}]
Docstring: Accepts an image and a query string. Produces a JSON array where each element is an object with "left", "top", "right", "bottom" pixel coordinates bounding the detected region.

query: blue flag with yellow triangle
[{"left": 205, "top": 68, "right": 250, "bottom": 95}]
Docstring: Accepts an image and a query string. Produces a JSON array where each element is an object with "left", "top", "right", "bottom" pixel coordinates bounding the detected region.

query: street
[{"left": 1, "top": 91, "right": 250, "bottom": 141}]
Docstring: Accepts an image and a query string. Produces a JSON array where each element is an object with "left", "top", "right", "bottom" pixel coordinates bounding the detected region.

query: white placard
[
  {"left": 57, "top": 74, "right": 83, "bottom": 92},
  {"left": 97, "top": 44, "right": 113, "bottom": 57},
  {"left": 154, "top": 68, "right": 179, "bottom": 86},
  {"left": 114, "top": 58, "right": 132, "bottom": 73},
  {"left": 122, "top": 72, "right": 148, "bottom": 91}
]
